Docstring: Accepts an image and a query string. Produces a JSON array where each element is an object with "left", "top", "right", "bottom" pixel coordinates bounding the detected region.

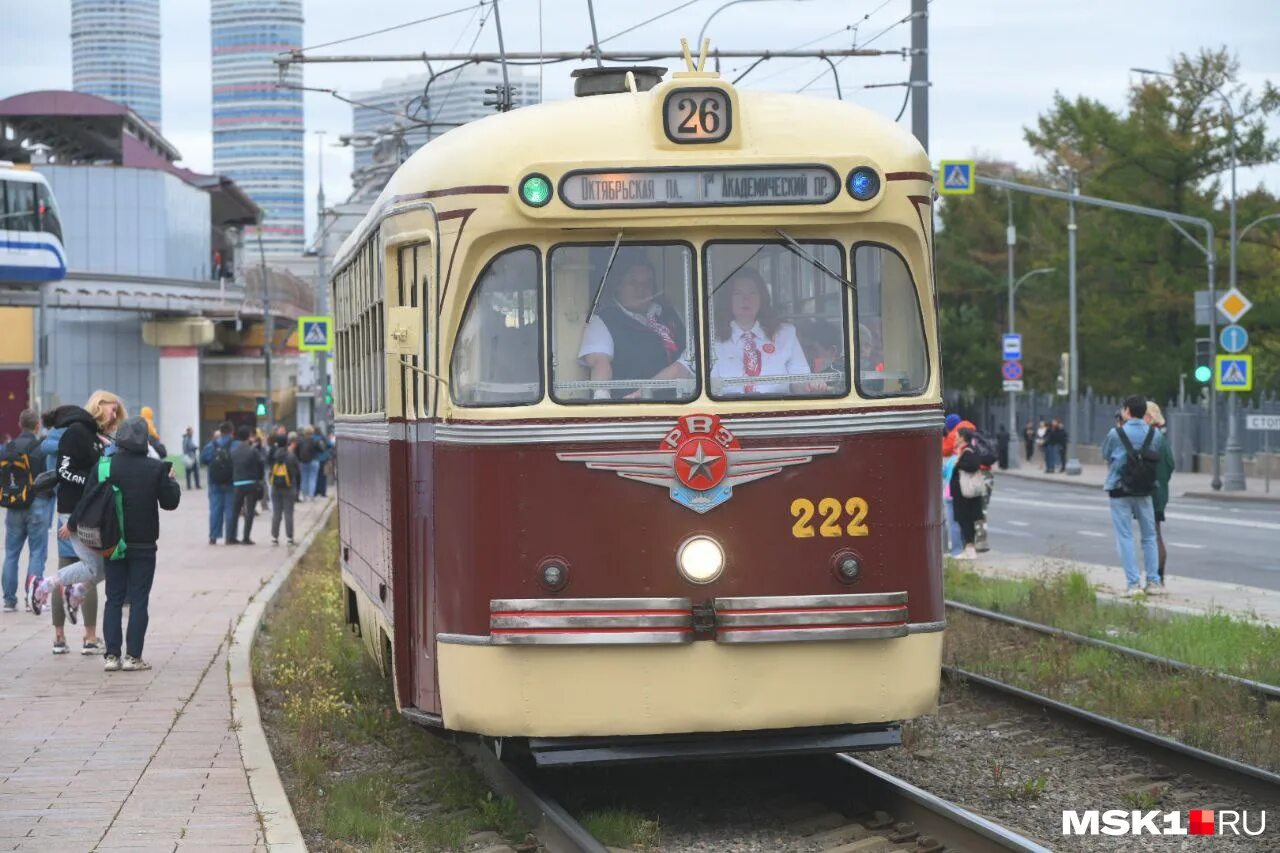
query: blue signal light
[{"left": 847, "top": 168, "right": 880, "bottom": 201}]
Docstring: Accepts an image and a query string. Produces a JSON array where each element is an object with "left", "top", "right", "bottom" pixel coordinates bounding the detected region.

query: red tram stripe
[
  {"left": 717, "top": 606, "right": 902, "bottom": 615},
  {"left": 719, "top": 621, "right": 906, "bottom": 632},
  {"left": 493, "top": 609, "right": 689, "bottom": 618},
  {"left": 490, "top": 627, "right": 691, "bottom": 634}
]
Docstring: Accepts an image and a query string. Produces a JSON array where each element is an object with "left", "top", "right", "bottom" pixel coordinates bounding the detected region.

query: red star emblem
[{"left": 675, "top": 436, "right": 727, "bottom": 490}]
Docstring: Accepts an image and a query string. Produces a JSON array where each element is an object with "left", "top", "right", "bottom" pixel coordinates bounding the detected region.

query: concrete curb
[
  {"left": 228, "top": 498, "right": 336, "bottom": 853},
  {"left": 997, "top": 468, "right": 1099, "bottom": 492},
  {"left": 1182, "top": 490, "right": 1280, "bottom": 505},
  {"left": 1000, "top": 469, "right": 1280, "bottom": 504}
]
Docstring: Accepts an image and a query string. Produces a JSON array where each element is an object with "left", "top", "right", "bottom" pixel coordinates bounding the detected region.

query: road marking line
[
  {"left": 1076, "top": 530, "right": 1107, "bottom": 538},
  {"left": 1008, "top": 520, "right": 1031, "bottom": 527},
  {"left": 1168, "top": 542, "right": 1205, "bottom": 550},
  {"left": 986, "top": 526, "right": 1033, "bottom": 538}
]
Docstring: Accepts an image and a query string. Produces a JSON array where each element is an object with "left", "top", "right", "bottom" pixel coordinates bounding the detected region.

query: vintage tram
[{"left": 331, "top": 52, "right": 943, "bottom": 765}]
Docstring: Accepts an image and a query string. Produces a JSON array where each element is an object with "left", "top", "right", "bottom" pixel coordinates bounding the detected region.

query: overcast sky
[{"left": 3, "top": 0, "right": 1277, "bottom": 237}]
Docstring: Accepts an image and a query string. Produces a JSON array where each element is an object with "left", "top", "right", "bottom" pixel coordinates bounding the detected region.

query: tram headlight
[
  {"left": 519, "top": 173, "right": 553, "bottom": 207},
  {"left": 846, "top": 167, "right": 881, "bottom": 201},
  {"left": 677, "top": 536, "right": 725, "bottom": 584}
]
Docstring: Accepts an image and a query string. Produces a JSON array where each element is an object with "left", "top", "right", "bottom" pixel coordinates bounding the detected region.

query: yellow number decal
[
  {"left": 845, "top": 497, "right": 870, "bottom": 536},
  {"left": 790, "top": 498, "right": 816, "bottom": 538},
  {"left": 818, "top": 498, "right": 843, "bottom": 537}
]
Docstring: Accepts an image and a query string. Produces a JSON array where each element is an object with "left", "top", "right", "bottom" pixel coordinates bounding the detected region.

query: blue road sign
[
  {"left": 1002, "top": 360, "right": 1023, "bottom": 381},
  {"left": 938, "top": 160, "right": 975, "bottom": 195},
  {"left": 298, "top": 315, "right": 333, "bottom": 352},
  {"left": 1219, "top": 324, "right": 1248, "bottom": 354},
  {"left": 1002, "top": 333, "right": 1022, "bottom": 360},
  {"left": 1215, "top": 355, "right": 1252, "bottom": 392}
]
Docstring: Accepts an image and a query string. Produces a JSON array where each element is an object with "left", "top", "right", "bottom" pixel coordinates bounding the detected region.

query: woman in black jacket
[
  {"left": 950, "top": 428, "right": 986, "bottom": 560},
  {"left": 78, "top": 417, "right": 181, "bottom": 671}
]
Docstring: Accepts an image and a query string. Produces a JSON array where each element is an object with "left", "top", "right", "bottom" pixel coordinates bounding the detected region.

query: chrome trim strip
[
  {"left": 491, "top": 631, "right": 693, "bottom": 646},
  {"left": 334, "top": 421, "right": 406, "bottom": 443},
  {"left": 491, "top": 597, "right": 691, "bottom": 613},
  {"left": 437, "top": 632, "right": 492, "bottom": 646},
  {"left": 716, "top": 607, "right": 907, "bottom": 628},
  {"left": 907, "top": 620, "right": 946, "bottom": 634},
  {"left": 716, "top": 624, "right": 909, "bottom": 643},
  {"left": 432, "top": 409, "right": 942, "bottom": 445},
  {"left": 714, "top": 592, "right": 908, "bottom": 610},
  {"left": 491, "top": 614, "right": 693, "bottom": 629}
]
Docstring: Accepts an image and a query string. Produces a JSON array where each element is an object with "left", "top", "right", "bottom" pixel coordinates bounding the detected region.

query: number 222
[{"left": 791, "top": 497, "right": 869, "bottom": 538}]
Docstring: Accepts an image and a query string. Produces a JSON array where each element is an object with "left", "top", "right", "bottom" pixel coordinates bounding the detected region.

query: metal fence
[{"left": 945, "top": 388, "right": 1280, "bottom": 461}]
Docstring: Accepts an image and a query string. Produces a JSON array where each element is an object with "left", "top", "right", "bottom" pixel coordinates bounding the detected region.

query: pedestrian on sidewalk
[
  {"left": 1145, "top": 401, "right": 1176, "bottom": 584},
  {"left": 32, "top": 391, "right": 126, "bottom": 651},
  {"left": 1052, "top": 419, "right": 1068, "bottom": 473},
  {"left": 995, "top": 424, "right": 1010, "bottom": 470},
  {"left": 297, "top": 425, "right": 320, "bottom": 500},
  {"left": 38, "top": 411, "right": 100, "bottom": 653},
  {"left": 950, "top": 428, "right": 987, "bottom": 560},
  {"left": 268, "top": 434, "right": 300, "bottom": 546},
  {"left": 1023, "top": 420, "right": 1036, "bottom": 463},
  {"left": 1101, "top": 395, "right": 1163, "bottom": 596},
  {"left": 942, "top": 442, "right": 962, "bottom": 558},
  {"left": 86, "top": 417, "right": 181, "bottom": 672},
  {"left": 313, "top": 429, "right": 331, "bottom": 498},
  {"left": 201, "top": 422, "right": 237, "bottom": 544},
  {"left": 1037, "top": 420, "right": 1051, "bottom": 472},
  {"left": 227, "top": 425, "right": 263, "bottom": 545},
  {"left": 2, "top": 410, "right": 51, "bottom": 612},
  {"left": 139, "top": 406, "right": 167, "bottom": 459},
  {"left": 182, "top": 426, "right": 201, "bottom": 490}
]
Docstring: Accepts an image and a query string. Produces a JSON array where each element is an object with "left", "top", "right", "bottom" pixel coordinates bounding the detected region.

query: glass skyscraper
[
  {"left": 71, "top": 0, "right": 163, "bottom": 128},
  {"left": 211, "top": 0, "right": 304, "bottom": 257}
]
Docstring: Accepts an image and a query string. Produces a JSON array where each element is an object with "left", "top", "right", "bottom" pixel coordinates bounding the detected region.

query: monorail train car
[
  {"left": 0, "top": 162, "right": 66, "bottom": 284},
  {"left": 331, "top": 52, "right": 943, "bottom": 765}
]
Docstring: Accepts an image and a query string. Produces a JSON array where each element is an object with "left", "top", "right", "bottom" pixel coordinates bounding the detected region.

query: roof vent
[{"left": 571, "top": 66, "right": 666, "bottom": 97}]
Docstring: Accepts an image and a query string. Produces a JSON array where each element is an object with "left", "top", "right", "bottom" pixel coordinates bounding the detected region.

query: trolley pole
[
  {"left": 909, "top": 0, "right": 928, "bottom": 151},
  {"left": 1064, "top": 172, "right": 1082, "bottom": 476}
]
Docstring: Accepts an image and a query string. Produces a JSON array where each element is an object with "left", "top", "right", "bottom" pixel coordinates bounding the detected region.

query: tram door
[{"left": 395, "top": 240, "right": 439, "bottom": 714}]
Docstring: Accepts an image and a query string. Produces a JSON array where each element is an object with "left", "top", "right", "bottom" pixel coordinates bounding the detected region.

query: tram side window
[
  {"left": 703, "top": 241, "right": 848, "bottom": 400},
  {"left": 333, "top": 239, "right": 387, "bottom": 415},
  {"left": 549, "top": 243, "right": 697, "bottom": 404},
  {"left": 450, "top": 247, "right": 542, "bottom": 407},
  {"left": 853, "top": 244, "right": 928, "bottom": 397}
]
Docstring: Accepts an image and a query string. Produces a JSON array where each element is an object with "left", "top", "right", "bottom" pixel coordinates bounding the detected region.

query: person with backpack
[
  {"left": 2, "top": 410, "right": 50, "bottom": 612},
  {"left": 949, "top": 428, "right": 988, "bottom": 560},
  {"left": 313, "top": 429, "right": 331, "bottom": 498},
  {"left": 200, "top": 422, "right": 237, "bottom": 545},
  {"left": 31, "top": 391, "right": 126, "bottom": 653},
  {"left": 75, "top": 417, "right": 181, "bottom": 671},
  {"left": 1145, "top": 401, "right": 1176, "bottom": 585},
  {"left": 1101, "top": 395, "right": 1164, "bottom": 596},
  {"left": 296, "top": 424, "right": 319, "bottom": 500},
  {"left": 268, "top": 434, "right": 300, "bottom": 546},
  {"left": 227, "top": 425, "right": 264, "bottom": 545}
]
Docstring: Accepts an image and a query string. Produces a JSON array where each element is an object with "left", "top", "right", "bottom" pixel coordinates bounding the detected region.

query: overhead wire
[
  {"left": 298, "top": 2, "right": 488, "bottom": 53},
  {"left": 596, "top": 0, "right": 708, "bottom": 46}
]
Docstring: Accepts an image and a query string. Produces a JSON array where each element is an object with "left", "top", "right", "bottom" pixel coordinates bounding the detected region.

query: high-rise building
[
  {"left": 211, "top": 0, "right": 304, "bottom": 257},
  {"left": 350, "top": 65, "right": 541, "bottom": 175},
  {"left": 71, "top": 0, "right": 163, "bottom": 128}
]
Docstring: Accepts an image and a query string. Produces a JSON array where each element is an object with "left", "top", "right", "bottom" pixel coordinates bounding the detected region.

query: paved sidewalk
[
  {"left": 964, "top": 551, "right": 1280, "bottom": 626},
  {"left": 0, "top": 489, "right": 332, "bottom": 851},
  {"left": 997, "top": 460, "right": 1279, "bottom": 503}
]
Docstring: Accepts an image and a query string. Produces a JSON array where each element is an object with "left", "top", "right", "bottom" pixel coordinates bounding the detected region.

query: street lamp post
[
  {"left": 1007, "top": 265, "right": 1057, "bottom": 458},
  {"left": 1133, "top": 66, "right": 1244, "bottom": 490}
]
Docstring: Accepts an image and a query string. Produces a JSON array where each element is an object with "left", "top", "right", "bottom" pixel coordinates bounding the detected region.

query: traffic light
[
  {"left": 1194, "top": 337, "right": 1212, "bottom": 384},
  {"left": 255, "top": 396, "right": 268, "bottom": 417},
  {"left": 1055, "top": 352, "right": 1070, "bottom": 396},
  {"left": 324, "top": 383, "right": 333, "bottom": 406}
]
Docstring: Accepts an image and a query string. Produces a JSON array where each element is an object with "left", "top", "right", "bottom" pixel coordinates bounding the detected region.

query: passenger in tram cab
[
  {"left": 577, "top": 259, "right": 691, "bottom": 400},
  {"left": 711, "top": 268, "right": 821, "bottom": 396}
]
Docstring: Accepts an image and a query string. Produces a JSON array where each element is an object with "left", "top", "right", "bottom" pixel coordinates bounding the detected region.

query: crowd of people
[{"left": 0, "top": 392, "right": 333, "bottom": 672}]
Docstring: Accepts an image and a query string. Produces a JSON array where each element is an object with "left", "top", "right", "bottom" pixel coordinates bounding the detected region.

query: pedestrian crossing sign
[
  {"left": 938, "top": 160, "right": 975, "bottom": 195},
  {"left": 298, "top": 316, "right": 333, "bottom": 352},
  {"left": 1214, "top": 354, "right": 1252, "bottom": 392}
]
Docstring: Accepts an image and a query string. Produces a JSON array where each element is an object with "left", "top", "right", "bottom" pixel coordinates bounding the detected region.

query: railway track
[
  {"left": 463, "top": 739, "right": 1050, "bottom": 852},
  {"left": 945, "top": 598, "right": 1280, "bottom": 701}
]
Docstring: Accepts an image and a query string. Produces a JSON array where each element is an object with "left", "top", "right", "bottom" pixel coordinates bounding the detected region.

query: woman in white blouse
[{"left": 710, "top": 268, "right": 823, "bottom": 395}]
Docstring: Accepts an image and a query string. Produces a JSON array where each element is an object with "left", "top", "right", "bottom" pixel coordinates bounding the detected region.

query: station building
[{"left": 0, "top": 90, "right": 315, "bottom": 449}]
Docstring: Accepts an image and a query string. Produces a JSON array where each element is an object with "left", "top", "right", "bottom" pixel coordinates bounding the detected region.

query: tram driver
[
  {"left": 710, "top": 268, "right": 825, "bottom": 396},
  {"left": 577, "top": 258, "right": 693, "bottom": 400}
]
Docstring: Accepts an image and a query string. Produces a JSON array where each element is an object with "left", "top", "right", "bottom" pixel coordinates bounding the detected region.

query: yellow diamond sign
[{"left": 1216, "top": 288, "right": 1252, "bottom": 324}]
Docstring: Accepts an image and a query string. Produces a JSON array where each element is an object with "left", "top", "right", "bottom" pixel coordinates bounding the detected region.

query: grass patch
[
  {"left": 945, "top": 561, "right": 1280, "bottom": 685},
  {"left": 945, "top": 610, "right": 1280, "bottom": 772},
  {"left": 579, "top": 809, "right": 662, "bottom": 849},
  {"left": 253, "top": 516, "right": 532, "bottom": 851}
]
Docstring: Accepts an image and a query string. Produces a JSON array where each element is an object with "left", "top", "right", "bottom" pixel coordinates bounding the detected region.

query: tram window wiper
[
  {"left": 775, "top": 228, "right": 856, "bottom": 293},
  {"left": 588, "top": 231, "right": 624, "bottom": 317}
]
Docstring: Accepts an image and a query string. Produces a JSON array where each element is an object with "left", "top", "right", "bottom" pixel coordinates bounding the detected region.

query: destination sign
[{"left": 560, "top": 166, "right": 839, "bottom": 209}]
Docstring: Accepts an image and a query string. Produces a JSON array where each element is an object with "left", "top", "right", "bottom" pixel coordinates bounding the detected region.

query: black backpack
[
  {"left": 72, "top": 456, "right": 126, "bottom": 560},
  {"left": 0, "top": 435, "right": 37, "bottom": 509},
  {"left": 1115, "top": 426, "right": 1159, "bottom": 497},
  {"left": 968, "top": 431, "right": 998, "bottom": 467},
  {"left": 208, "top": 440, "right": 233, "bottom": 485},
  {"left": 296, "top": 435, "right": 315, "bottom": 463}
]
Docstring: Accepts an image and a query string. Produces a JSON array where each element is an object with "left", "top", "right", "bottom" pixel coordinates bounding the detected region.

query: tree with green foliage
[{"left": 938, "top": 48, "right": 1279, "bottom": 402}]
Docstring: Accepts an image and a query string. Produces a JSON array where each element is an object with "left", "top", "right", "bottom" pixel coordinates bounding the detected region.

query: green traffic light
[
  {"left": 1194, "top": 365, "right": 1212, "bottom": 383},
  {"left": 519, "top": 174, "right": 552, "bottom": 207}
]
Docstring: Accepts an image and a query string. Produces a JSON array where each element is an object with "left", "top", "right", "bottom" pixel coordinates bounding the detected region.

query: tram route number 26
[
  {"left": 790, "top": 498, "right": 870, "bottom": 538},
  {"left": 664, "top": 89, "right": 731, "bottom": 143}
]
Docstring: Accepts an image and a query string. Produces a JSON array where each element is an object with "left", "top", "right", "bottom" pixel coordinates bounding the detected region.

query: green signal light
[
  {"left": 519, "top": 174, "right": 552, "bottom": 207},
  {"left": 1194, "top": 365, "right": 1212, "bottom": 383}
]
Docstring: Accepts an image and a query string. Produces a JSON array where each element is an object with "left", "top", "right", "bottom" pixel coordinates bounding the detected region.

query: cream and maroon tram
[{"left": 331, "top": 54, "right": 943, "bottom": 765}]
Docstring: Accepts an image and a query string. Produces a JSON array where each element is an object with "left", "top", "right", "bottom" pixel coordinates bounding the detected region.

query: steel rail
[
  {"left": 836, "top": 754, "right": 1052, "bottom": 852},
  {"left": 458, "top": 741, "right": 608, "bottom": 853},
  {"left": 945, "top": 666, "right": 1280, "bottom": 803},
  {"left": 945, "top": 599, "right": 1280, "bottom": 701}
]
